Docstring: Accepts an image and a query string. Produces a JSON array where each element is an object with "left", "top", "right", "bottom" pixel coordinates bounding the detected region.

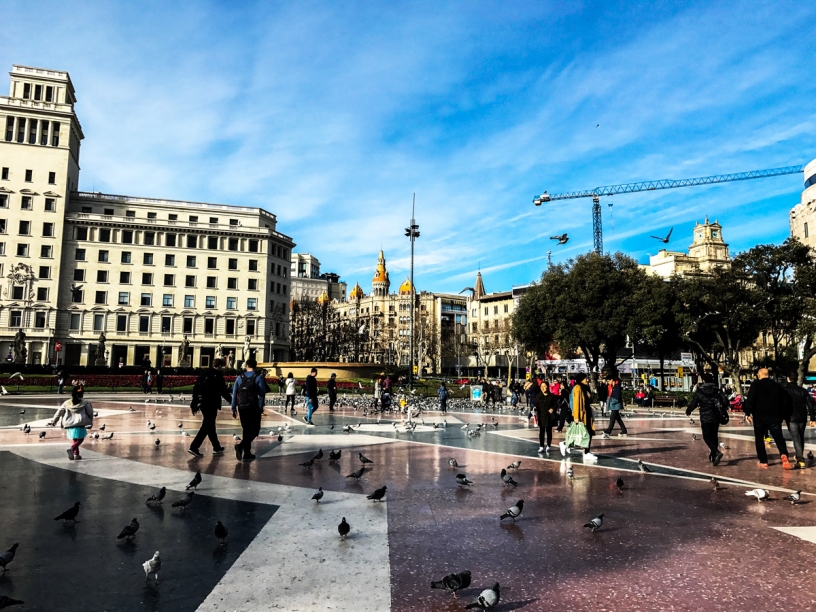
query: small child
[{"left": 49, "top": 384, "right": 94, "bottom": 460}]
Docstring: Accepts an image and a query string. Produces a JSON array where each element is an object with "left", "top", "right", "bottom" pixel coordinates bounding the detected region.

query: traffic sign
[{"left": 55, "top": 342, "right": 63, "bottom": 352}]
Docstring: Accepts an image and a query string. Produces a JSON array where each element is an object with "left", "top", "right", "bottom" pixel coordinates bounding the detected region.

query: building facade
[
  {"left": 643, "top": 218, "right": 730, "bottom": 278},
  {"left": 790, "top": 158, "right": 816, "bottom": 248},
  {"left": 290, "top": 253, "right": 346, "bottom": 304},
  {"left": 0, "top": 64, "right": 294, "bottom": 367}
]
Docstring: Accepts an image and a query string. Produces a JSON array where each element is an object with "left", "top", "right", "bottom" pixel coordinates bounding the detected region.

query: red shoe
[
  {"left": 781, "top": 455, "right": 792, "bottom": 470},
  {"left": 757, "top": 462, "right": 769, "bottom": 469}
]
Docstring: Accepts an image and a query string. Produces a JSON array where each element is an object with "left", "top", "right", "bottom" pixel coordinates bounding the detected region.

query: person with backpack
[
  {"left": 49, "top": 383, "right": 93, "bottom": 460},
  {"left": 438, "top": 381, "right": 449, "bottom": 413},
  {"left": 685, "top": 372, "right": 729, "bottom": 465},
  {"left": 231, "top": 359, "right": 269, "bottom": 461},
  {"left": 304, "top": 367, "right": 319, "bottom": 425},
  {"left": 327, "top": 373, "right": 338, "bottom": 412},
  {"left": 783, "top": 371, "right": 816, "bottom": 469},
  {"left": 188, "top": 358, "right": 232, "bottom": 458}
]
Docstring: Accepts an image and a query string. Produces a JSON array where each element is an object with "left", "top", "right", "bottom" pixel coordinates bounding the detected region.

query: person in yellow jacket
[{"left": 560, "top": 373, "right": 597, "bottom": 461}]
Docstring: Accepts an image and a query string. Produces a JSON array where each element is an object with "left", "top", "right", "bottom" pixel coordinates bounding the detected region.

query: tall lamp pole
[{"left": 405, "top": 194, "right": 420, "bottom": 392}]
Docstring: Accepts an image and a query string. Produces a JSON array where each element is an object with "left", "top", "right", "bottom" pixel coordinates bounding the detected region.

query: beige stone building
[
  {"left": 643, "top": 218, "right": 730, "bottom": 278},
  {"left": 290, "top": 253, "right": 346, "bottom": 304},
  {"left": 0, "top": 64, "right": 294, "bottom": 367},
  {"left": 790, "top": 158, "right": 816, "bottom": 248}
]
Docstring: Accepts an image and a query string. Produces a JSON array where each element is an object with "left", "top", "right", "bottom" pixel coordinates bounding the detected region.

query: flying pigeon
[
  {"left": 147, "top": 487, "right": 166, "bottom": 504},
  {"left": 214, "top": 521, "right": 228, "bottom": 543},
  {"left": 431, "top": 570, "right": 472, "bottom": 599},
  {"left": 584, "top": 513, "right": 604, "bottom": 532},
  {"left": 500, "top": 469, "right": 518, "bottom": 487},
  {"left": 22, "top": 424, "right": 30, "bottom": 435},
  {"left": 338, "top": 517, "right": 351, "bottom": 539},
  {"left": 172, "top": 491, "right": 194, "bottom": 512},
  {"left": 187, "top": 470, "right": 202, "bottom": 490},
  {"left": 745, "top": 489, "right": 769, "bottom": 502},
  {"left": 650, "top": 227, "right": 674, "bottom": 244},
  {"left": 0, "top": 544, "right": 18, "bottom": 572},
  {"left": 329, "top": 450, "right": 342, "bottom": 462},
  {"left": 784, "top": 490, "right": 802, "bottom": 504},
  {"left": 459, "top": 287, "right": 475, "bottom": 295},
  {"left": 314, "top": 449, "right": 324, "bottom": 461},
  {"left": 0, "top": 596, "right": 24, "bottom": 608},
  {"left": 550, "top": 234, "right": 569, "bottom": 245},
  {"left": 312, "top": 487, "right": 324, "bottom": 502},
  {"left": 465, "top": 582, "right": 501, "bottom": 610},
  {"left": 38, "top": 431, "right": 46, "bottom": 440},
  {"left": 456, "top": 474, "right": 473, "bottom": 487},
  {"left": 449, "top": 458, "right": 458, "bottom": 468},
  {"left": 54, "top": 502, "right": 80, "bottom": 524},
  {"left": 507, "top": 461, "right": 521, "bottom": 470},
  {"left": 117, "top": 518, "right": 140, "bottom": 541},
  {"left": 615, "top": 476, "right": 624, "bottom": 490},
  {"left": 300, "top": 458, "right": 315, "bottom": 469},
  {"left": 367, "top": 486, "right": 387, "bottom": 502},
  {"left": 142, "top": 551, "right": 161, "bottom": 584},
  {"left": 500, "top": 500, "right": 524, "bottom": 522},
  {"left": 359, "top": 453, "right": 374, "bottom": 465},
  {"left": 638, "top": 460, "right": 651, "bottom": 473},
  {"left": 346, "top": 467, "right": 365, "bottom": 480},
  {"left": 181, "top": 431, "right": 190, "bottom": 437}
]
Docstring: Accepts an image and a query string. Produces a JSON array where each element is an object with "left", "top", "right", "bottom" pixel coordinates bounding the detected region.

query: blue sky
[{"left": 3, "top": 1, "right": 814, "bottom": 295}]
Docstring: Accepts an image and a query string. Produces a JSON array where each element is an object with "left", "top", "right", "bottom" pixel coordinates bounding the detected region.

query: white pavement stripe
[
  {"left": 261, "top": 434, "right": 396, "bottom": 458},
  {"left": 772, "top": 527, "right": 816, "bottom": 545},
  {"left": 6, "top": 445, "right": 391, "bottom": 612}
]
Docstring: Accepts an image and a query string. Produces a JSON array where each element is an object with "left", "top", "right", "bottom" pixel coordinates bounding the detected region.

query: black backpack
[{"left": 236, "top": 372, "right": 261, "bottom": 411}]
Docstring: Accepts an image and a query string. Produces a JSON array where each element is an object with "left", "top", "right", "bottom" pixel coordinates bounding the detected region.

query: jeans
[
  {"left": 440, "top": 398, "right": 447, "bottom": 412},
  {"left": 787, "top": 421, "right": 806, "bottom": 462},
  {"left": 191, "top": 406, "right": 222, "bottom": 451},
  {"left": 306, "top": 397, "right": 318, "bottom": 421},
  {"left": 604, "top": 410, "right": 627, "bottom": 435},
  {"left": 238, "top": 407, "right": 261, "bottom": 453},
  {"left": 700, "top": 421, "right": 720, "bottom": 457},
  {"left": 285, "top": 395, "right": 296, "bottom": 411},
  {"left": 753, "top": 419, "right": 789, "bottom": 463}
]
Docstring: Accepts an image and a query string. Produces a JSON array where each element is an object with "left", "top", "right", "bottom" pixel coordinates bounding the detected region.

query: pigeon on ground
[
  {"left": 233, "top": 434, "right": 241, "bottom": 442},
  {"left": 313, "top": 449, "right": 324, "bottom": 461},
  {"left": 343, "top": 425, "right": 354, "bottom": 433},
  {"left": 214, "top": 521, "right": 228, "bottom": 543},
  {"left": 172, "top": 492, "right": 194, "bottom": 512},
  {"left": 329, "top": 450, "right": 341, "bottom": 462},
  {"left": 745, "top": 489, "right": 770, "bottom": 502},
  {"left": 177, "top": 422, "right": 183, "bottom": 428},
  {"left": 359, "top": 453, "right": 374, "bottom": 465},
  {"left": 22, "top": 424, "right": 30, "bottom": 435},
  {"left": 710, "top": 477, "right": 719, "bottom": 490},
  {"left": 18, "top": 410, "right": 23, "bottom": 415},
  {"left": 584, "top": 513, "right": 604, "bottom": 532},
  {"left": 638, "top": 460, "right": 651, "bottom": 473},
  {"left": 785, "top": 490, "right": 802, "bottom": 504},
  {"left": 143, "top": 551, "right": 161, "bottom": 584},
  {"left": 0, "top": 544, "right": 18, "bottom": 572},
  {"left": 129, "top": 407, "right": 135, "bottom": 412},
  {"left": 465, "top": 582, "right": 501, "bottom": 609},
  {"left": 117, "top": 518, "right": 140, "bottom": 541},
  {"left": 147, "top": 487, "right": 166, "bottom": 504},
  {"left": 312, "top": 487, "right": 324, "bottom": 502},
  {"left": 300, "top": 458, "right": 316, "bottom": 469},
  {"left": 692, "top": 434, "right": 697, "bottom": 441},
  {"left": 500, "top": 469, "right": 518, "bottom": 487},
  {"left": 689, "top": 418, "right": 695, "bottom": 425},
  {"left": 187, "top": 470, "right": 202, "bottom": 490},
  {"left": 809, "top": 451, "right": 815, "bottom": 462},
  {"left": 181, "top": 431, "right": 190, "bottom": 437},
  {"left": 54, "top": 502, "right": 80, "bottom": 524},
  {"left": 338, "top": 517, "right": 351, "bottom": 539},
  {"left": 456, "top": 474, "right": 473, "bottom": 487},
  {"left": 430, "top": 569, "right": 472, "bottom": 598},
  {"left": 367, "top": 486, "right": 387, "bottom": 502},
  {"left": 507, "top": 461, "right": 521, "bottom": 470},
  {"left": 346, "top": 467, "right": 365, "bottom": 480},
  {"left": 155, "top": 438, "right": 161, "bottom": 447},
  {"left": 615, "top": 476, "right": 624, "bottom": 490},
  {"left": 449, "top": 458, "right": 458, "bottom": 468},
  {"left": 566, "top": 467, "right": 574, "bottom": 479},
  {"left": 92, "top": 432, "right": 99, "bottom": 439},
  {"left": 38, "top": 431, "right": 46, "bottom": 440},
  {"left": 149, "top": 423, "right": 156, "bottom": 431},
  {"left": 500, "top": 500, "right": 524, "bottom": 522},
  {"left": 0, "top": 596, "right": 23, "bottom": 608},
  {"left": 102, "top": 432, "right": 114, "bottom": 440}
]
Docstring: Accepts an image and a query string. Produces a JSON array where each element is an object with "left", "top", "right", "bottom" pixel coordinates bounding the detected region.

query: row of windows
[
  {"left": 18, "top": 82, "right": 56, "bottom": 102},
  {"left": 4, "top": 117, "right": 60, "bottom": 146},
  {"left": 67, "top": 313, "right": 258, "bottom": 336},
  {"left": 471, "top": 304, "right": 511, "bottom": 316},
  {"left": 73, "top": 268, "right": 262, "bottom": 291},
  {"left": 87, "top": 207, "right": 245, "bottom": 226},
  {"left": 0, "top": 220, "right": 55, "bottom": 236},
  {"left": 74, "top": 226, "right": 262, "bottom": 252},
  {"left": 71, "top": 290, "right": 259, "bottom": 311},
  {"left": 0, "top": 194, "right": 58, "bottom": 212},
  {"left": 73, "top": 249, "right": 261, "bottom": 271},
  {"left": 0, "top": 167, "right": 57, "bottom": 184},
  {"left": 2, "top": 243, "right": 56, "bottom": 258}
]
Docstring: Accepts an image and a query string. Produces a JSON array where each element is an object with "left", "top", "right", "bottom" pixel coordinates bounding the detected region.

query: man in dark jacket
[
  {"left": 743, "top": 368, "right": 792, "bottom": 469},
  {"left": 602, "top": 376, "right": 628, "bottom": 437},
  {"left": 231, "top": 359, "right": 269, "bottom": 461},
  {"left": 328, "top": 373, "right": 338, "bottom": 412},
  {"left": 304, "top": 367, "right": 319, "bottom": 425},
  {"left": 783, "top": 372, "right": 816, "bottom": 469},
  {"left": 686, "top": 372, "right": 729, "bottom": 465},
  {"left": 188, "top": 358, "right": 232, "bottom": 458}
]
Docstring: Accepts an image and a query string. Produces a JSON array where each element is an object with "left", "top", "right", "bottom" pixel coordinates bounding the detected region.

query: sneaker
[
  {"left": 66, "top": 449, "right": 74, "bottom": 461},
  {"left": 757, "top": 462, "right": 768, "bottom": 469},
  {"left": 798, "top": 460, "right": 807, "bottom": 469},
  {"left": 601, "top": 433, "right": 611, "bottom": 439},
  {"left": 618, "top": 433, "right": 628, "bottom": 437},
  {"left": 243, "top": 452, "right": 256, "bottom": 462},
  {"left": 235, "top": 444, "right": 243, "bottom": 461},
  {"left": 187, "top": 448, "right": 203, "bottom": 458},
  {"left": 713, "top": 451, "right": 723, "bottom": 466},
  {"left": 559, "top": 441, "right": 567, "bottom": 457},
  {"left": 307, "top": 420, "right": 315, "bottom": 426},
  {"left": 584, "top": 452, "right": 598, "bottom": 462},
  {"left": 545, "top": 446, "right": 551, "bottom": 453},
  {"left": 303, "top": 416, "right": 310, "bottom": 425},
  {"left": 537, "top": 447, "right": 545, "bottom": 453},
  {"left": 781, "top": 455, "right": 792, "bottom": 470},
  {"left": 74, "top": 455, "right": 82, "bottom": 460}
]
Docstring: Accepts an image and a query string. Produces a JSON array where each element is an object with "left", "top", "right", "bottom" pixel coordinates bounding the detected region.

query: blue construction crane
[{"left": 533, "top": 164, "right": 804, "bottom": 256}]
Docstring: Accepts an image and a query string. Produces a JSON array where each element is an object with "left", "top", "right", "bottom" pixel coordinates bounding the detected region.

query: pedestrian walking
[
  {"left": 602, "top": 375, "right": 628, "bottom": 437},
  {"left": 596, "top": 377, "right": 609, "bottom": 417},
  {"left": 535, "top": 381, "right": 558, "bottom": 453},
  {"left": 188, "top": 358, "right": 231, "bottom": 458},
  {"left": 438, "top": 381, "right": 449, "bottom": 413},
  {"left": 284, "top": 372, "right": 297, "bottom": 413},
  {"left": 743, "top": 368, "right": 793, "bottom": 469},
  {"left": 231, "top": 359, "right": 269, "bottom": 462},
  {"left": 304, "top": 367, "right": 319, "bottom": 425},
  {"left": 155, "top": 369, "right": 164, "bottom": 394},
  {"left": 556, "top": 386, "right": 571, "bottom": 432},
  {"left": 49, "top": 384, "right": 93, "bottom": 460},
  {"left": 278, "top": 375, "right": 285, "bottom": 396},
  {"left": 783, "top": 371, "right": 816, "bottom": 469},
  {"left": 685, "top": 372, "right": 729, "bottom": 465},
  {"left": 374, "top": 376, "right": 383, "bottom": 410},
  {"left": 562, "top": 373, "right": 596, "bottom": 460},
  {"left": 141, "top": 369, "right": 150, "bottom": 394},
  {"left": 328, "top": 373, "right": 338, "bottom": 412},
  {"left": 56, "top": 367, "right": 67, "bottom": 394}
]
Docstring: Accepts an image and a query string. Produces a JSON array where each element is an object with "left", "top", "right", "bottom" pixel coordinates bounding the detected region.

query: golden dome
[
  {"left": 317, "top": 291, "right": 330, "bottom": 305},
  {"left": 373, "top": 250, "right": 389, "bottom": 283},
  {"left": 398, "top": 278, "right": 413, "bottom": 295},
  {"left": 349, "top": 282, "right": 365, "bottom": 299}
]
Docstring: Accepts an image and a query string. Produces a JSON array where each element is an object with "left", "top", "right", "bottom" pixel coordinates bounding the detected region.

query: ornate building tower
[
  {"left": 688, "top": 217, "right": 730, "bottom": 273},
  {"left": 372, "top": 250, "right": 390, "bottom": 297}
]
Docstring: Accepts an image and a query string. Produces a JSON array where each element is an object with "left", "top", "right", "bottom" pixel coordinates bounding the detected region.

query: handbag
[
  {"left": 716, "top": 395, "right": 730, "bottom": 425},
  {"left": 565, "top": 421, "right": 590, "bottom": 449}
]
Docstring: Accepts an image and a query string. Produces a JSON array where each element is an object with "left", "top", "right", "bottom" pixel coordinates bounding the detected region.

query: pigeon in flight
[
  {"left": 430, "top": 569, "right": 472, "bottom": 598},
  {"left": 147, "top": 487, "right": 166, "bottom": 504},
  {"left": 214, "top": 521, "right": 228, "bottom": 543},
  {"left": 367, "top": 486, "right": 387, "bottom": 502},
  {"left": 343, "top": 425, "right": 354, "bottom": 433},
  {"left": 459, "top": 287, "right": 475, "bottom": 296},
  {"left": 346, "top": 467, "right": 365, "bottom": 481},
  {"left": 465, "top": 582, "right": 500, "bottom": 609},
  {"left": 312, "top": 487, "right": 324, "bottom": 503},
  {"left": 143, "top": 551, "right": 161, "bottom": 584},
  {"left": 117, "top": 518, "right": 140, "bottom": 541},
  {"left": 507, "top": 461, "right": 521, "bottom": 470},
  {"left": 615, "top": 476, "right": 624, "bottom": 490},
  {"left": 550, "top": 234, "right": 569, "bottom": 245},
  {"left": 456, "top": 474, "right": 473, "bottom": 487},
  {"left": 300, "top": 458, "right": 315, "bottom": 469},
  {"left": 500, "top": 500, "right": 524, "bottom": 522},
  {"left": 745, "top": 489, "right": 770, "bottom": 502},
  {"left": 329, "top": 450, "right": 342, "bottom": 462},
  {"left": 0, "top": 544, "right": 18, "bottom": 572},
  {"left": 449, "top": 458, "right": 459, "bottom": 468},
  {"left": 172, "top": 492, "right": 194, "bottom": 512},
  {"left": 359, "top": 453, "right": 374, "bottom": 465},
  {"left": 500, "top": 469, "right": 518, "bottom": 487},
  {"left": 784, "top": 490, "right": 801, "bottom": 505},
  {"left": 0, "top": 596, "right": 23, "bottom": 608},
  {"left": 650, "top": 227, "right": 674, "bottom": 244},
  {"left": 638, "top": 460, "right": 651, "bottom": 473},
  {"left": 584, "top": 513, "right": 604, "bottom": 532},
  {"left": 54, "top": 502, "right": 80, "bottom": 524},
  {"left": 186, "top": 470, "right": 202, "bottom": 490},
  {"left": 338, "top": 517, "right": 351, "bottom": 540}
]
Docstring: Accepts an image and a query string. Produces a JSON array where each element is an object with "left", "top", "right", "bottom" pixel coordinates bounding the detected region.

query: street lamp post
[{"left": 404, "top": 194, "right": 420, "bottom": 392}]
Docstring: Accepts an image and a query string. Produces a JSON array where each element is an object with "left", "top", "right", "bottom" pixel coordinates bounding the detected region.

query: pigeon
[
  {"left": 233, "top": 434, "right": 241, "bottom": 442},
  {"left": 465, "top": 582, "right": 501, "bottom": 609},
  {"left": 500, "top": 469, "right": 518, "bottom": 487},
  {"left": 650, "top": 227, "right": 674, "bottom": 244},
  {"left": 0, "top": 596, "right": 23, "bottom": 608},
  {"left": 22, "top": 424, "right": 30, "bottom": 435},
  {"left": 129, "top": 407, "right": 135, "bottom": 412},
  {"left": 38, "top": 431, "right": 46, "bottom": 440},
  {"left": 359, "top": 453, "right": 374, "bottom": 465},
  {"left": 214, "top": 521, "right": 228, "bottom": 543},
  {"left": 449, "top": 458, "right": 458, "bottom": 468},
  {"left": 500, "top": 500, "right": 524, "bottom": 522},
  {"left": 785, "top": 490, "right": 802, "bottom": 504},
  {"left": 147, "top": 487, "right": 167, "bottom": 504},
  {"left": 745, "top": 489, "right": 769, "bottom": 502},
  {"left": 18, "top": 410, "right": 24, "bottom": 415},
  {"left": 313, "top": 449, "right": 324, "bottom": 461},
  {"left": 346, "top": 467, "right": 365, "bottom": 480},
  {"left": 277, "top": 434, "right": 284, "bottom": 443},
  {"left": 692, "top": 434, "right": 697, "bottom": 441},
  {"left": 584, "top": 513, "right": 604, "bottom": 531},
  {"left": 300, "top": 458, "right": 315, "bottom": 469},
  {"left": 638, "top": 460, "right": 651, "bottom": 473},
  {"left": 718, "top": 441, "right": 730, "bottom": 450},
  {"left": 507, "top": 461, "right": 521, "bottom": 470},
  {"left": 338, "top": 517, "right": 351, "bottom": 540},
  {"left": 148, "top": 423, "right": 156, "bottom": 431},
  {"left": 177, "top": 422, "right": 183, "bottom": 428},
  {"left": 456, "top": 474, "right": 473, "bottom": 487},
  {"left": 809, "top": 451, "right": 815, "bottom": 462},
  {"left": 550, "top": 234, "right": 569, "bottom": 245},
  {"left": 117, "top": 518, "right": 140, "bottom": 541},
  {"left": 367, "top": 486, "right": 388, "bottom": 502},
  {"left": 142, "top": 551, "right": 161, "bottom": 584},
  {"left": 329, "top": 450, "right": 342, "bottom": 462},
  {"left": 102, "top": 432, "right": 114, "bottom": 440},
  {"left": 99, "top": 423, "right": 106, "bottom": 431},
  {"left": 343, "top": 425, "right": 354, "bottom": 433},
  {"left": 710, "top": 478, "right": 719, "bottom": 490},
  {"left": 54, "top": 502, "right": 80, "bottom": 523},
  {"left": 172, "top": 491, "right": 194, "bottom": 512},
  {"left": 430, "top": 570, "right": 472, "bottom": 598},
  {"left": 181, "top": 431, "right": 190, "bottom": 437},
  {"left": 566, "top": 467, "right": 574, "bottom": 479},
  {"left": 615, "top": 476, "right": 624, "bottom": 490},
  {"left": 186, "top": 470, "right": 202, "bottom": 490},
  {"left": 155, "top": 438, "right": 161, "bottom": 447},
  {"left": 689, "top": 418, "right": 695, "bottom": 425},
  {"left": 0, "top": 544, "right": 18, "bottom": 572}
]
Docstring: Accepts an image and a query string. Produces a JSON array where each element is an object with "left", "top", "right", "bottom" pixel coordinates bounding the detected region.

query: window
[
  {"left": 163, "top": 274, "right": 174, "bottom": 286},
  {"left": 44, "top": 198, "right": 55, "bottom": 211},
  {"left": 494, "top": 306, "right": 498, "bottom": 314},
  {"left": 504, "top": 304, "right": 509, "bottom": 313},
  {"left": 48, "top": 171, "right": 56, "bottom": 185},
  {"left": 227, "top": 297, "right": 237, "bottom": 309},
  {"left": 147, "top": 212, "right": 157, "bottom": 220},
  {"left": 11, "top": 286, "right": 24, "bottom": 300},
  {"left": 144, "top": 232, "right": 155, "bottom": 246},
  {"left": 204, "top": 318, "right": 215, "bottom": 334},
  {"left": 9, "top": 311, "right": 21, "bottom": 327},
  {"left": 207, "top": 236, "right": 218, "bottom": 250},
  {"left": 81, "top": 206, "right": 92, "bottom": 213},
  {"left": 0, "top": 243, "right": 5, "bottom": 255},
  {"left": 18, "top": 220, "right": 30, "bottom": 235},
  {"left": 73, "top": 269, "right": 85, "bottom": 282},
  {"left": 143, "top": 253, "right": 154, "bottom": 265},
  {"left": 98, "top": 250, "right": 109, "bottom": 262},
  {"left": 206, "top": 276, "right": 217, "bottom": 289},
  {"left": 165, "top": 233, "right": 177, "bottom": 247},
  {"left": 22, "top": 84, "right": 30, "bottom": 99},
  {"left": 71, "top": 289, "right": 83, "bottom": 303},
  {"left": 0, "top": 220, "right": 5, "bottom": 233},
  {"left": 117, "top": 315, "right": 127, "bottom": 332},
  {"left": 40, "top": 245, "right": 52, "bottom": 258},
  {"left": 40, "top": 123, "right": 49, "bottom": 146},
  {"left": 248, "top": 239, "right": 259, "bottom": 253},
  {"left": 209, "top": 217, "right": 218, "bottom": 224},
  {"left": 186, "top": 256, "right": 196, "bottom": 267},
  {"left": 21, "top": 196, "right": 33, "bottom": 209},
  {"left": 28, "top": 119, "right": 37, "bottom": 145},
  {"left": 207, "top": 257, "right": 217, "bottom": 269},
  {"left": 120, "top": 271, "right": 131, "bottom": 284},
  {"left": 229, "top": 218, "right": 239, "bottom": 226},
  {"left": 0, "top": 195, "right": 6, "bottom": 209},
  {"left": 183, "top": 317, "right": 193, "bottom": 333},
  {"left": 247, "top": 319, "right": 256, "bottom": 335},
  {"left": 228, "top": 258, "right": 238, "bottom": 270},
  {"left": 16, "top": 244, "right": 29, "bottom": 257},
  {"left": 95, "top": 291, "right": 106, "bottom": 305},
  {"left": 0, "top": 167, "right": 7, "bottom": 180},
  {"left": 121, "top": 230, "right": 133, "bottom": 244},
  {"left": 96, "top": 228, "right": 110, "bottom": 242},
  {"left": 189, "top": 215, "right": 198, "bottom": 223},
  {"left": 70, "top": 314, "right": 81, "bottom": 330},
  {"left": 227, "top": 278, "right": 238, "bottom": 290},
  {"left": 125, "top": 210, "right": 135, "bottom": 218},
  {"left": 161, "top": 316, "right": 171, "bottom": 333},
  {"left": 140, "top": 293, "right": 152, "bottom": 306},
  {"left": 806, "top": 222, "right": 810, "bottom": 239},
  {"left": 93, "top": 314, "right": 104, "bottom": 331},
  {"left": 42, "top": 222, "right": 54, "bottom": 237},
  {"left": 205, "top": 296, "right": 216, "bottom": 309},
  {"left": 51, "top": 122, "right": 60, "bottom": 146},
  {"left": 169, "top": 214, "right": 178, "bottom": 221},
  {"left": 247, "top": 298, "right": 257, "bottom": 310},
  {"left": 249, "top": 259, "right": 258, "bottom": 271},
  {"left": 104, "top": 208, "right": 114, "bottom": 216},
  {"left": 24, "top": 169, "right": 32, "bottom": 182},
  {"left": 484, "top": 307, "right": 488, "bottom": 315},
  {"left": 35, "top": 312, "right": 46, "bottom": 328},
  {"left": 96, "top": 270, "right": 108, "bottom": 283},
  {"left": 36, "top": 287, "right": 48, "bottom": 301},
  {"left": 39, "top": 266, "right": 50, "bottom": 279},
  {"left": 16, "top": 118, "right": 25, "bottom": 143},
  {"left": 186, "top": 235, "right": 197, "bottom": 248},
  {"left": 118, "top": 292, "right": 129, "bottom": 305},
  {"left": 139, "top": 316, "right": 150, "bottom": 333},
  {"left": 248, "top": 279, "right": 258, "bottom": 291},
  {"left": 184, "top": 295, "right": 194, "bottom": 308},
  {"left": 225, "top": 318, "right": 236, "bottom": 335},
  {"left": 75, "top": 248, "right": 86, "bottom": 261},
  {"left": 185, "top": 275, "right": 196, "bottom": 288},
  {"left": 162, "top": 294, "right": 173, "bottom": 307},
  {"left": 121, "top": 251, "right": 132, "bottom": 264},
  {"left": 228, "top": 238, "right": 239, "bottom": 251},
  {"left": 142, "top": 273, "right": 153, "bottom": 285},
  {"left": 4, "top": 118, "right": 10, "bottom": 142},
  {"left": 165, "top": 254, "right": 175, "bottom": 266}
]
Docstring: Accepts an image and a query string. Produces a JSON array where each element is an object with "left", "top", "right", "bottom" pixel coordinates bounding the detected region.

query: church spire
[{"left": 474, "top": 271, "right": 486, "bottom": 300}]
